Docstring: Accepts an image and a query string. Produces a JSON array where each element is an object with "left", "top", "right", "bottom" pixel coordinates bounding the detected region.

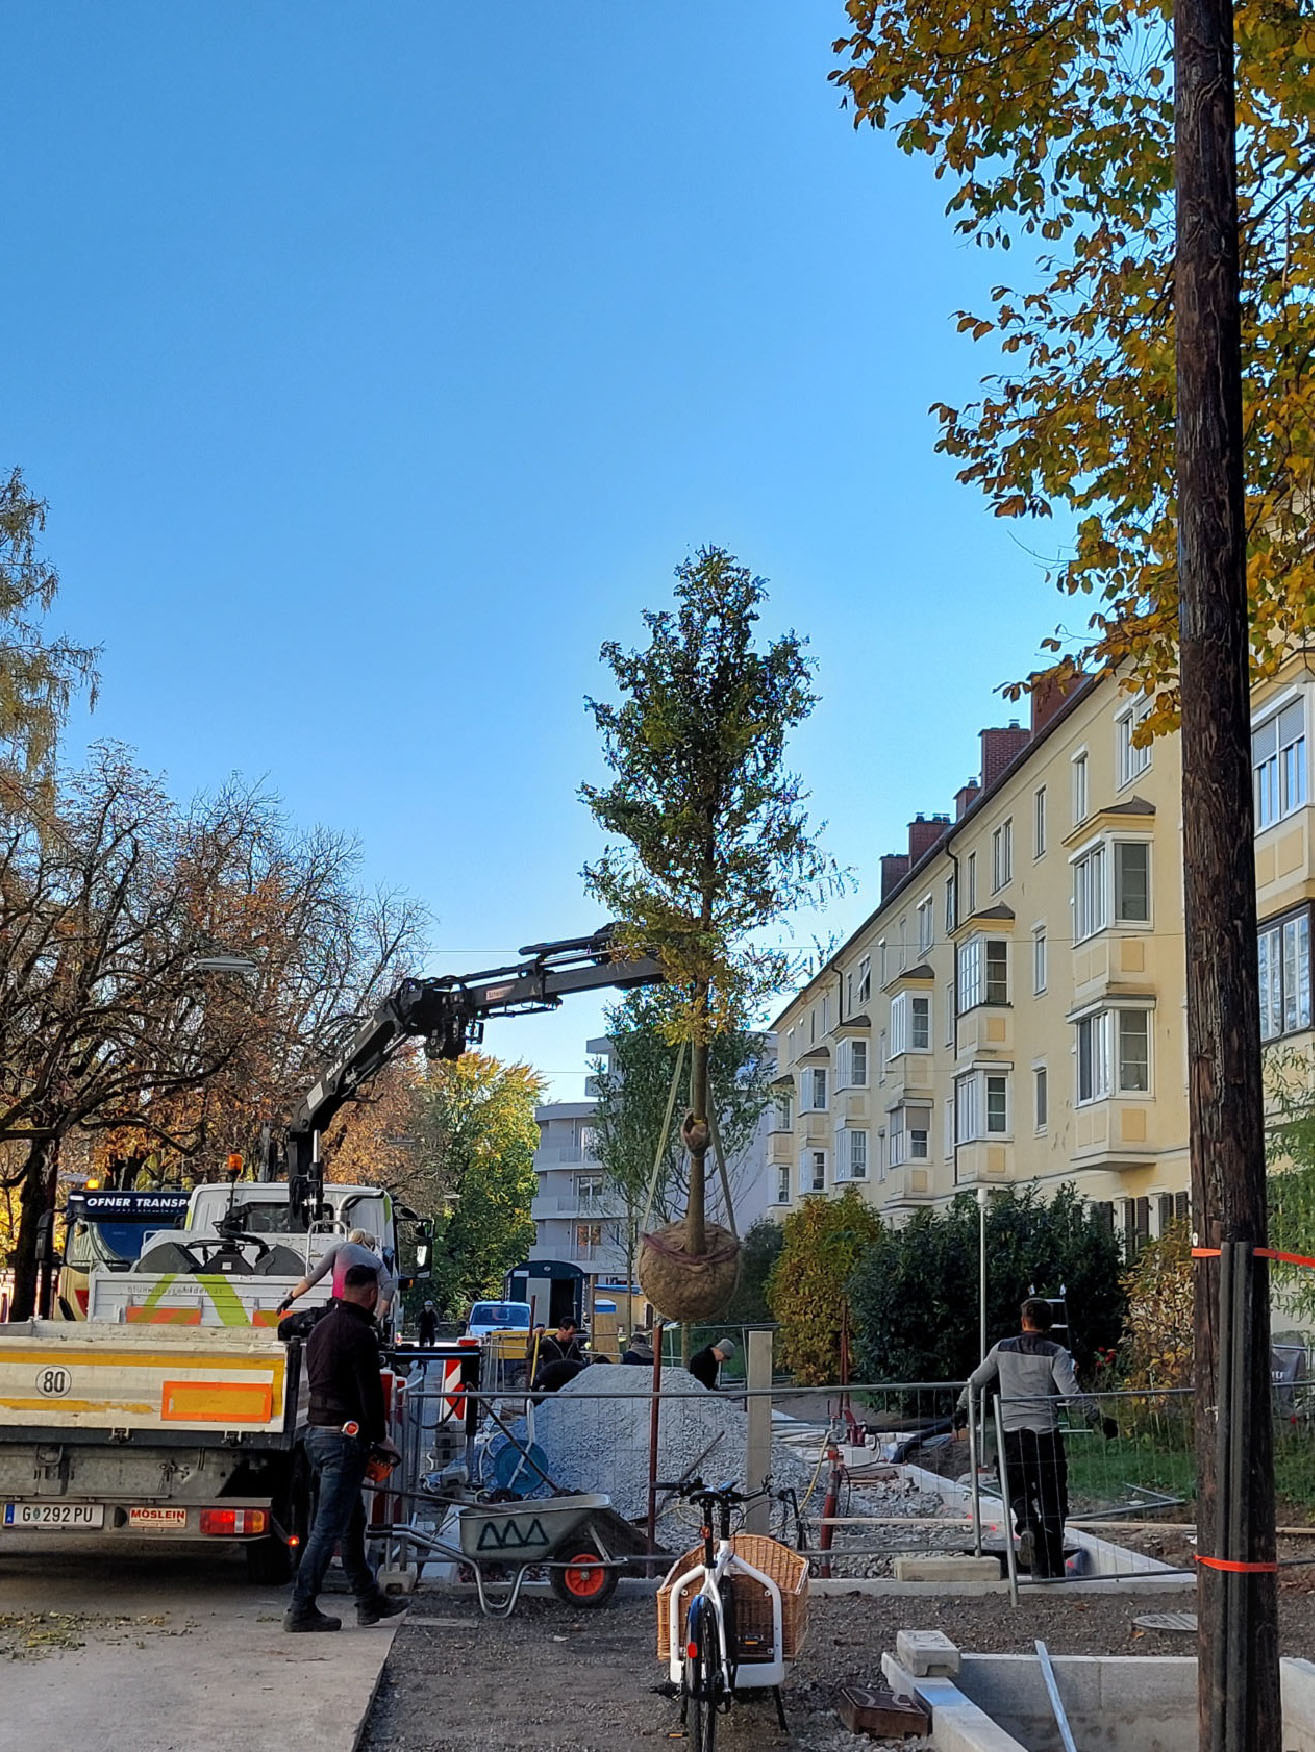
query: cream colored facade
[{"left": 768, "top": 653, "right": 1315, "bottom": 1252}]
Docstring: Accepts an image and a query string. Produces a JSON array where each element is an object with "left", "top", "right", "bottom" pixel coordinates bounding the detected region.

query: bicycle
[{"left": 656, "top": 1478, "right": 792, "bottom": 1749}]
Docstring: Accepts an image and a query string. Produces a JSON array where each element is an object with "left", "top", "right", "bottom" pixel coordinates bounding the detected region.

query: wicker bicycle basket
[{"left": 656, "top": 1533, "right": 809, "bottom": 1664}]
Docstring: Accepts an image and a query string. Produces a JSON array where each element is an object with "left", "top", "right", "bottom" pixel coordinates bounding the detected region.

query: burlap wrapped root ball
[{"left": 637, "top": 1220, "right": 741, "bottom": 1323}]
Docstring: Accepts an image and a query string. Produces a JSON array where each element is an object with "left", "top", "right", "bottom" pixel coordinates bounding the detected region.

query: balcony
[
  {"left": 530, "top": 1192, "right": 622, "bottom": 1222},
  {"left": 877, "top": 1165, "right": 936, "bottom": 1209}
]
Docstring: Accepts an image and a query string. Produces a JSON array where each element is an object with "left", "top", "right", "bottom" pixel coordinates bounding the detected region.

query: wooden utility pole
[{"left": 1174, "top": 0, "right": 1281, "bottom": 1743}]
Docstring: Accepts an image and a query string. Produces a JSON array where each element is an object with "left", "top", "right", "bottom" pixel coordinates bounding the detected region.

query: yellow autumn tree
[
  {"left": 832, "top": 1, "right": 1315, "bottom": 715},
  {"left": 766, "top": 1188, "right": 883, "bottom": 1384}
]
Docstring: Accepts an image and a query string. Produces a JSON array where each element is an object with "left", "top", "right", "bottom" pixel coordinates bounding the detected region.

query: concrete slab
[
  {"left": 894, "top": 1556, "right": 1002, "bottom": 1583},
  {"left": 896, "top": 1627, "right": 961, "bottom": 1677},
  {"left": 0, "top": 1541, "right": 397, "bottom": 1752}
]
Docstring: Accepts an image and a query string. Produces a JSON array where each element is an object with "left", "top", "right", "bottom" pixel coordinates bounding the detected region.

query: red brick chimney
[
  {"left": 979, "top": 722, "right": 1031, "bottom": 790},
  {"left": 1029, "top": 670, "right": 1082, "bottom": 736},
  {"left": 880, "top": 853, "right": 911, "bottom": 900},
  {"left": 908, "top": 813, "right": 951, "bottom": 865},
  {"left": 955, "top": 780, "right": 981, "bottom": 820}
]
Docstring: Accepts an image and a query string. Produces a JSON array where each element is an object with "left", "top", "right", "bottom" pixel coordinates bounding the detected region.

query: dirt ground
[{"left": 360, "top": 1584, "right": 1315, "bottom": 1752}]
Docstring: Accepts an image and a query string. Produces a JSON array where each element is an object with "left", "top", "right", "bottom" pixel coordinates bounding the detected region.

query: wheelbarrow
[{"left": 383, "top": 1489, "right": 627, "bottom": 1617}]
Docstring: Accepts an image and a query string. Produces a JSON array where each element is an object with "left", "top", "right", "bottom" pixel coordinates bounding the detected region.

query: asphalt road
[{"left": 0, "top": 1535, "right": 398, "bottom": 1752}]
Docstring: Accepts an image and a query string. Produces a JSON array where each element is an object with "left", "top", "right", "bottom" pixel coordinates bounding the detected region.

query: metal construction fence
[{"left": 375, "top": 1345, "right": 1315, "bottom": 1600}]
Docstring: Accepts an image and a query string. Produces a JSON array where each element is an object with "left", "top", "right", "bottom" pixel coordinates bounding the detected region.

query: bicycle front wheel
[{"left": 685, "top": 1601, "right": 721, "bottom": 1752}]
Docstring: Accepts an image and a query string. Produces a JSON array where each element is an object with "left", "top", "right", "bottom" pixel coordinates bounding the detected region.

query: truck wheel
[
  {"left": 548, "top": 1538, "right": 617, "bottom": 1609},
  {"left": 245, "top": 1534, "right": 293, "bottom": 1584}
]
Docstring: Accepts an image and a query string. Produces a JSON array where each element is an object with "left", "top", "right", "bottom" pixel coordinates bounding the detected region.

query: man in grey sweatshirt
[{"left": 956, "top": 1298, "right": 1116, "bottom": 1577}]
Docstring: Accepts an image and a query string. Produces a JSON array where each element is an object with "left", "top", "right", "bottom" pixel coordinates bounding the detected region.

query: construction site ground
[{"left": 360, "top": 1583, "right": 1315, "bottom": 1752}]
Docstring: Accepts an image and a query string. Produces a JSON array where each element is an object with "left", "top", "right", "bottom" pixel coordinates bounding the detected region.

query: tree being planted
[{"left": 582, "top": 547, "right": 837, "bottom": 1321}]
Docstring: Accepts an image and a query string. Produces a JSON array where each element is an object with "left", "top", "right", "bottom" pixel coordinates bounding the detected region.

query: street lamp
[
  {"left": 185, "top": 954, "right": 259, "bottom": 978},
  {"left": 978, "top": 1184, "right": 990, "bottom": 1362}
]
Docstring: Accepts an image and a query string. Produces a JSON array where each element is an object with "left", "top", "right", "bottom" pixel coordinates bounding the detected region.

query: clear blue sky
[{"left": 5, "top": 3, "right": 1067, "bottom": 1099}]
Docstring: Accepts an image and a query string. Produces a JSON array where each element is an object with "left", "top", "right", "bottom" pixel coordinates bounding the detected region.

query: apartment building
[
  {"left": 769, "top": 651, "right": 1315, "bottom": 1253},
  {"left": 530, "top": 1038, "right": 629, "bottom": 1282}
]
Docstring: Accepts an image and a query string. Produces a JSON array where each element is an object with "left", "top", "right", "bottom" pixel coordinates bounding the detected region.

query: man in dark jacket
[
  {"left": 284, "top": 1265, "right": 407, "bottom": 1632},
  {"left": 689, "top": 1336, "right": 736, "bottom": 1391},
  {"left": 417, "top": 1300, "right": 439, "bottom": 1346}
]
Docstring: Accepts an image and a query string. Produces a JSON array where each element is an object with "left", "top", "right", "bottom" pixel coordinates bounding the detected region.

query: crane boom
[{"left": 286, "top": 927, "right": 661, "bottom": 1211}]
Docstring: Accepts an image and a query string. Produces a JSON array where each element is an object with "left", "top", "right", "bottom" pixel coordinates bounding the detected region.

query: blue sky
[{"left": 5, "top": 4, "right": 1067, "bottom": 1099}]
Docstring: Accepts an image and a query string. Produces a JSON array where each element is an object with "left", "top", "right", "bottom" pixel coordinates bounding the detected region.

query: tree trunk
[
  {"left": 687, "top": 1020, "right": 709, "bottom": 1258},
  {"left": 9, "top": 1137, "right": 54, "bottom": 1322},
  {"left": 1175, "top": 0, "right": 1281, "bottom": 1742}
]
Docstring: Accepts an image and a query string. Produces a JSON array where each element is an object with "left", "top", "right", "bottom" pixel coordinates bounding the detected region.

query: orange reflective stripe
[{"left": 1196, "top": 1555, "right": 1278, "bottom": 1573}]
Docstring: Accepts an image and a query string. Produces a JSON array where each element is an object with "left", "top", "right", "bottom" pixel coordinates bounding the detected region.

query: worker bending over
[{"left": 279, "top": 1227, "right": 395, "bottom": 1322}]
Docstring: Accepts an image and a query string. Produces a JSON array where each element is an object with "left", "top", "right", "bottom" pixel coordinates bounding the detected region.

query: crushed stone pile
[{"left": 521, "top": 1364, "right": 810, "bottom": 1519}]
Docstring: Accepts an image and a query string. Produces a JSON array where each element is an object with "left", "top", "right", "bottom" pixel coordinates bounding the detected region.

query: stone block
[
  {"left": 893, "top": 1555, "right": 1001, "bottom": 1583},
  {"left": 896, "top": 1628, "right": 961, "bottom": 1677}
]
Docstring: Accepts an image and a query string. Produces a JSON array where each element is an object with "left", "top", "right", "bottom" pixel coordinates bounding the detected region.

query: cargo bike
[{"left": 656, "top": 1479, "right": 810, "bottom": 1751}]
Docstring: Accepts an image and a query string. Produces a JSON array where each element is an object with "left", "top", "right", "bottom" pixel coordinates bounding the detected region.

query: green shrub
[{"left": 766, "top": 1189, "right": 882, "bottom": 1382}]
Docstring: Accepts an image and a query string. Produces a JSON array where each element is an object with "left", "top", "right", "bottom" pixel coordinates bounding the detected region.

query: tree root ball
[{"left": 638, "top": 1221, "right": 741, "bottom": 1323}]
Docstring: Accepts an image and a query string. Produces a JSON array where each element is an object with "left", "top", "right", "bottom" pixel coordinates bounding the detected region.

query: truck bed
[{"left": 0, "top": 1320, "right": 294, "bottom": 1440}]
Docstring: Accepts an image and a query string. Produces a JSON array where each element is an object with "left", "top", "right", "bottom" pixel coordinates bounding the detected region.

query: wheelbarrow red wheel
[{"left": 549, "top": 1539, "right": 617, "bottom": 1608}]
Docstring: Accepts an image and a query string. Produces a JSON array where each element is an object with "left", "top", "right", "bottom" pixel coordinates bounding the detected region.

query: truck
[{"left": 0, "top": 930, "right": 661, "bottom": 1578}]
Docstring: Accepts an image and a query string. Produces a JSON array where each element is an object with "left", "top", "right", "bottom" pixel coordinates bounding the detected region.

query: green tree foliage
[
  {"left": 0, "top": 470, "right": 98, "bottom": 773},
  {"left": 722, "top": 1218, "right": 785, "bottom": 1325},
  {"left": 766, "top": 1188, "right": 883, "bottom": 1383},
  {"left": 848, "top": 1187, "right": 1125, "bottom": 1383},
  {"left": 413, "top": 1053, "right": 544, "bottom": 1315},
  {"left": 1262, "top": 1051, "right": 1315, "bottom": 1323},
  {"left": 587, "top": 987, "right": 772, "bottom": 1281},
  {"left": 831, "top": 4, "right": 1315, "bottom": 715},
  {"left": 1121, "top": 1219, "right": 1194, "bottom": 1391},
  {"left": 582, "top": 546, "right": 839, "bottom": 1256}
]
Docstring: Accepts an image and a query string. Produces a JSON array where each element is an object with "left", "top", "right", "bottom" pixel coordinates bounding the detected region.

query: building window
[
  {"left": 786, "top": 1027, "right": 795, "bottom": 1063},
  {"left": 574, "top": 1221, "right": 603, "bottom": 1259},
  {"left": 1077, "top": 1007, "right": 1152, "bottom": 1102},
  {"left": 945, "top": 982, "right": 955, "bottom": 1046},
  {"left": 810, "top": 1008, "right": 817, "bottom": 1044},
  {"left": 945, "top": 874, "right": 957, "bottom": 935},
  {"left": 1034, "top": 786, "right": 1047, "bottom": 858},
  {"left": 1032, "top": 928, "right": 1047, "bottom": 995},
  {"left": 1074, "top": 842, "right": 1107, "bottom": 941},
  {"left": 821, "top": 993, "right": 831, "bottom": 1033},
  {"left": 837, "top": 1037, "right": 869, "bottom": 1089},
  {"left": 1116, "top": 697, "right": 1153, "bottom": 789},
  {"left": 878, "top": 940, "right": 887, "bottom": 986},
  {"left": 889, "top": 1106, "right": 929, "bottom": 1167},
  {"left": 805, "top": 1150, "right": 827, "bottom": 1194},
  {"left": 1124, "top": 1197, "right": 1152, "bottom": 1260},
  {"left": 917, "top": 896, "right": 934, "bottom": 956},
  {"left": 1034, "top": 1066, "right": 1048, "bottom": 1132},
  {"left": 773, "top": 1091, "right": 793, "bottom": 1131},
  {"left": 1254, "top": 698, "right": 1307, "bottom": 831},
  {"left": 898, "top": 918, "right": 909, "bottom": 972},
  {"left": 1115, "top": 841, "right": 1151, "bottom": 924},
  {"left": 944, "top": 1097, "right": 955, "bottom": 1158},
  {"left": 836, "top": 1128, "right": 869, "bottom": 1182},
  {"left": 1072, "top": 751, "right": 1090, "bottom": 826},
  {"left": 992, "top": 819, "right": 1013, "bottom": 892},
  {"left": 801, "top": 1066, "right": 828, "bottom": 1111},
  {"left": 576, "top": 1173, "right": 605, "bottom": 1214},
  {"left": 967, "top": 852, "right": 977, "bottom": 915},
  {"left": 958, "top": 936, "right": 1008, "bottom": 1011},
  {"left": 1258, "top": 908, "right": 1312, "bottom": 1041},
  {"left": 856, "top": 955, "right": 871, "bottom": 1006},
  {"left": 890, "top": 991, "right": 931, "bottom": 1055},
  {"left": 955, "top": 1072, "right": 1009, "bottom": 1141},
  {"left": 878, "top": 1031, "right": 887, "bottom": 1081},
  {"left": 775, "top": 1165, "right": 791, "bottom": 1205}
]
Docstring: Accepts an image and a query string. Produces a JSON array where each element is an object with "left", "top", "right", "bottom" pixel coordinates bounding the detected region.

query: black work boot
[
  {"left": 357, "top": 1593, "right": 409, "bottom": 1627},
  {"left": 283, "top": 1605, "right": 342, "bottom": 1632}
]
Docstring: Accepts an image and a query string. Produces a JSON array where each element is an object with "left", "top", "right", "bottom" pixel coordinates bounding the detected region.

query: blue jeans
[{"left": 291, "top": 1426, "right": 379, "bottom": 1612}]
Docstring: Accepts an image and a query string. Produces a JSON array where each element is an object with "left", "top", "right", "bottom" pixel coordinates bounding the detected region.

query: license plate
[
  {"left": 3, "top": 1502, "right": 105, "bottom": 1529},
  {"left": 128, "top": 1506, "right": 188, "bottom": 1530}
]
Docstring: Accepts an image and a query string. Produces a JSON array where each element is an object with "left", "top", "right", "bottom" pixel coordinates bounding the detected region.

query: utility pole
[{"left": 1174, "top": 0, "right": 1281, "bottom": 1743}]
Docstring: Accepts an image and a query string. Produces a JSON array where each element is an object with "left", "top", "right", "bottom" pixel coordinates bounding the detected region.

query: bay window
[
  {"left": 1258, "top": 908, "right": 1312, "bottom": 1042},
  {"left": 890, "top": 990, "right": 931, "bottom": 1055},
  {"left": 958, "top": 936, "right": 1008, "bottom": 1011},
  {"left": 1076, "top": 1006, "right": 1153, "bottom": 1103},
  {"left": 1253, "top": 699, "right": 1306, "bottom": 831}
]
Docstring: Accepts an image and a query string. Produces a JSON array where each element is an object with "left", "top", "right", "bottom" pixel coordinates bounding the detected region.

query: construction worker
[
  {"left": 689, "top": 1336, "right": 737, "bottom": 1392},
  {"left": 534, "top": 1315, "right": 584, "bottom": 1373},
  {"left": 954, "top": 1297, "right": 1117, "bottom": 1579},
  {"left": 417, "top": 1300, "right": 438, "bottom": 1346},
  {"left": 279, "top": 1228, "right": 396, "bottom": 1322},
  {"left": 283, "top": 1265, "right": 407, "bottom": 1632},
  {"left": 621, "top": 1328, "right": 654, "bottom": 1367}
]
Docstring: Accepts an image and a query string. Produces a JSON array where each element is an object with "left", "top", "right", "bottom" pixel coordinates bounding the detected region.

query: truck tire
[{"left": 245, "top": 1533, "right": 293, "bottom": 1585}]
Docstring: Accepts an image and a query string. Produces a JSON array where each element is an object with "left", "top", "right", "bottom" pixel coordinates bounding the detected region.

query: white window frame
[
  {"left": 966, "top": 851, "right": 977, "bottom": 915},
  {"left": 1116, "top": 695, "right": 1153, "bottom": 789},
  {"left": 835, "top": 1127, "right": 869, "bottom": 1182},
  {"left": 1072, "top": 750, "right": 1090, "bottom": 827},
  {"left": 957, "top": 936, "right": 1008, "bottom": 1012},
  {"left": 1258, "top": 908, "right": 1312, "bottom": 1042},
  {"left": 955, "top": 1071, "right": 1011, "bottom": 1142},
  {"left": 774, "top": 1164, "right": 791, "bottom": 1205},
  {"left": 888, "top": 1106, "right": 929, "bottom": 1168},
  {"left": 1034, "top": 1064, "right": 1048, "bottom": 1133},
  {"left": 1076, "top": 1006, "right": 1153, "bottom": 1103},
  {"left": 856, "top": 955, "right": 871, "bottom": 1006},
  {"left": 773, "top": 1090, "right": 793, "bottom": 1131},
  {"left": 1073, "top": 836, "right": 1153, "bottom": 942},
  {"left": 1032, "top": 927, "right": 1047, "bottom": 996},
  {"left": 945, "top": 874, "right": 957, "bottom": 935},
  {"left": 1033, "top": 785, "right": 1047, "bottom": 858},
  {"left": 836, "top": 1036, "right": 869, "bottom": 1090},
  {"left": 945, "top": 981, "right": 955, "bottom": 1047},
  {"left": 992, "top": 818, "right": 1013, "bottom": 893},
  {"left": 804, "top": 1148, "right": 827, "bottom": 1194},
  {"left": 1253, "top": 695, "right": 1307, "bottom": 832},
  {"left": 917, "top": 895, "right": 934, "bottom": 957},
  {"left": 800, "top": 1066, "right": 828, "bottom": 1111},
  {"left": 890, "top": 990, "right": 932, "bottom": 1056}
]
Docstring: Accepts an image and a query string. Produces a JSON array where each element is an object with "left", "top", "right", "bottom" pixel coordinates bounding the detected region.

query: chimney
[
  {"left": 880, "top": 852, "right": 910, "bottom": 900},
  {"left": 979, "top": 721, "right": 1031, "bottom": 790},
  {"left": 908, "top": 812, "right": 951, "bottom": 866},
  {"left": 955, "top": 779, "right": 981, "bottom": 820},
  {"left": 1029, "top": 669, "right": 1082, "bottom": 736}
]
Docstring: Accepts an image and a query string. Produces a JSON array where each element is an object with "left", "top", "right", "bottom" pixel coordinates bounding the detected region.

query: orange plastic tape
[
  {"left": 1195, "top": 1555, "right": 1278, "bottom": 1573},
  {"left": 1192, "top": 1245, "right": 1315, "bottom": 1271}
]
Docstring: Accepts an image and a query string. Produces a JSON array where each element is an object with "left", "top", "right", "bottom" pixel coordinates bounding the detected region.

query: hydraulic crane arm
[{"left": 285, "top": 927, "right": 662, "bottom": 1209}]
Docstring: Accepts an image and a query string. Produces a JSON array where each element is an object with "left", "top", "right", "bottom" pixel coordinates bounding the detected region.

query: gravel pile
[{"left": 522, "top": 1365, "right": 811, "bottom": 1518}]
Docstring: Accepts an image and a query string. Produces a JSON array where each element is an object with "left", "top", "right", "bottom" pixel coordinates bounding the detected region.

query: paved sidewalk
[{"left": 0, "top": 1541, "right": 397, "bottom": 1752}]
